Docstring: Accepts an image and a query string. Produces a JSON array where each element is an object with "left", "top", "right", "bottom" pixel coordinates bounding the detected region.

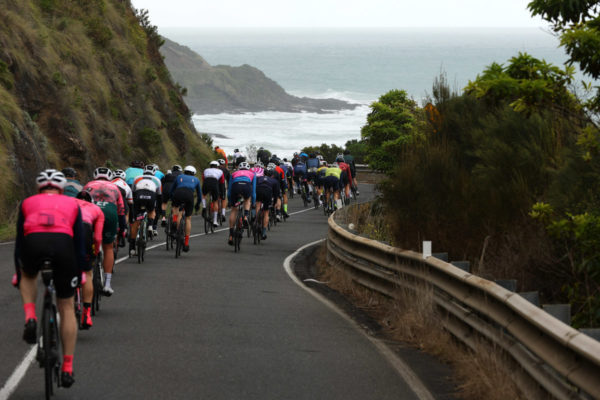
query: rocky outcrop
[{"left": 161, "top": 38, "right": 358, "bottom": 114}]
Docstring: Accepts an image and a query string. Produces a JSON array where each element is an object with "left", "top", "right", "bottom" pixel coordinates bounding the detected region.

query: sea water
[{"left": 162, "top": 27, "right": 573, "bottom": 159}]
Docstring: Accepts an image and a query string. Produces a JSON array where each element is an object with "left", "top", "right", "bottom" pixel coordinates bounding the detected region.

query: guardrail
[{"left": 327, "top": 206, "right": 600, "bottom": 400}]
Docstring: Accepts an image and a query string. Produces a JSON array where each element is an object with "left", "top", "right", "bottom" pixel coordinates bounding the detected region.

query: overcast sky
[{"left": 130, "top": 0, "right": 547, "bottom": 28}]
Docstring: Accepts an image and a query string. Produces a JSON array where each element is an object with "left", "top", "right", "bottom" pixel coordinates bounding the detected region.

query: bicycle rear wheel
[
  {"left": 74, "top": 286, "right": 82, "bottom": 329},
  {"left": 92, "top": 254, "right": 104, "bottom": 314},
  {"left": 42, "top": 303, "right": 59, "bottom": 399}
]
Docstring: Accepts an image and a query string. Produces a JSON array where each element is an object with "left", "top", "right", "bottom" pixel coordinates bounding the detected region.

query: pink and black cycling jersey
[
  {"left": 83, "top": 180, "right": 126, "bottom": 215},
  {"left": 75, "top": 198, "right": 105, "bottom": 253},
  {"left": 250, "top": 166, "right": 264, "bottom": 177},
  {"left": 14, "top": 193, "right": 86, "bottom": 273}
]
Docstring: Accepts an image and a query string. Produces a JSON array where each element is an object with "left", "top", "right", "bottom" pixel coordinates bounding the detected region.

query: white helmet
[
  {"left": 36, "top": 169, "right": 66, "bottom": 191},
  {"left": 267, "top": 163, "right": 276, "bottom": 170},
  {"left": 113, "top": 169, "right": 126, "bottom": 180},
  {"left": 93, "top": 167, "right": 113, "bottom": 181},
  {"left": 238, "top": 162, "right": 250, "bottom": 170},
  {"left": 144, "top": 164, "right": 157, "bottom": 175},
  {"left": 209, "top": 160, "right": 219, "bottom": 168},
  {"left": 184, "top": 165, "right": 197, "bottom": 175}
]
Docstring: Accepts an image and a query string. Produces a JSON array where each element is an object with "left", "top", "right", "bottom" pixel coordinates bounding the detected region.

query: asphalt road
[{"left": 0, "top": 184, "right": 434, "bottom": 399}]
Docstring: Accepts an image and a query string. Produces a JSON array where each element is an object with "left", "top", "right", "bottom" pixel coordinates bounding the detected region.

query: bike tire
[
  {"left": 204, "top": 213, "right": 209, "bottom": 234},
  {"left": 42, "top": 304, "right": 53, "bottom": 400},
  {"left": 74, "top": 287, "right": 82, "bottom": 329}
]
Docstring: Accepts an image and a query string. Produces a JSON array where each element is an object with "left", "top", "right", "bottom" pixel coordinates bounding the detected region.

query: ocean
[{"left": 161, "top": 27, "right": 573, "bottom": 159}]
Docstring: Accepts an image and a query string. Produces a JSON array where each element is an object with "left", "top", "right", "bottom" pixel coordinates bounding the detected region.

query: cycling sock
[
  {"left": 185, "top": 235, "right": 189, "bottom": 246},
  {"left": 283, "top": 204, "right": 288, "bottom": 213},
  {"left": 24, "top": 303, "right": 36, "bottom": 321},
  {"left": 229, "top": 228, "right": 234, "bottom": 236},
  {"left": 202, "top": 199, "right": 206, "bottom": 208},
  {"left": 244, "top": 210, "right": 249, "bottom": 217},
  {"left": 213, "top": 212, "right": 218, "bottom": 222},
  {"left": 62, "top": 355, "right": 73, "bottom": 373},
  {"left": 83, "top": 302, "right": 92, "bottom": 309},
  {"left": 262, "top": 228, "right": 266, "bottom": 235},
  {"left": 105, "top": 273, "right": 112, "bottom": 288},
  {"left": 221, "top": 209, "right": 226, "bottom": 216},
  {"left": 172, "top": 214, "right": 177, "bottom": 223}
]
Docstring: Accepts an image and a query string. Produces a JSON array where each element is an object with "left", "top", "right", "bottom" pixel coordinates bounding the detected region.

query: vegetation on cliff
[{"left": 0, "top": 0, "right": 213, "bottom": 232}]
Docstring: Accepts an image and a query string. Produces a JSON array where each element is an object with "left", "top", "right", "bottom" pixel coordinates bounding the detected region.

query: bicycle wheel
[
  {"left": 42, "top": 302, "right": 59, "bottom": 399},
  {"left": 74, "top": 287, "right": 82, "bottom": 329},
  {"left": 92, "top": 254, "right": 103, "bottom": 314},
  {"left": 204, "top": 210, "right": 209, "bottom": 234}
]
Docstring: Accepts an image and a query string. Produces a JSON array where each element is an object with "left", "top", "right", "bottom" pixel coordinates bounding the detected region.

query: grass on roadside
[{"left": 316, "top": 243, "right": 535, "bottom": 400}]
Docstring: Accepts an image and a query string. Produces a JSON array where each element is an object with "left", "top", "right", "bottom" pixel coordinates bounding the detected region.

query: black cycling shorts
[
  {"left": 230, "top": 182, "right": 252, "bottom": 205},
  {"left": 172, "top": 187, "right": 194, "bottom": 216},
  {"left": 340, "top": 171, "right": 348, "bottom": 187},
  {"left": 133, "top": 189, "right": 156, "bottom": 219},
  {"left": 162, "top": 183, "right": 174, "bottom": 204},
  {"left": 324, "top": 176, "right": 340, "bottom": 191},
  {"left": 21, "top": 233, "right": 78, "bottom": 299},
  {"left": 256, "top": 185, "right": 273, "bottom": 208},
  {"left": 202, "top": 178, "right": 220, "bottom": 201}
]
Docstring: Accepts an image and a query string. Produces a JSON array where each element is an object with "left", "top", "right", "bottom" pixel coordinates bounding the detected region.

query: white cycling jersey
[
  {"left": 111, "top": 178, "right": 133, "bottom": 203},
  {"left": 203, "top": 167, "right": 224, "bottom": 181},
  {"left": 133, "top": 175, "right": 161, "bottom": 194}
]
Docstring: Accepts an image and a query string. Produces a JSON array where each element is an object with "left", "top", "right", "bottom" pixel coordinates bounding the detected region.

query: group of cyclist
[{"left": 12, "top": 147, "right": 358, "bottom": 391}]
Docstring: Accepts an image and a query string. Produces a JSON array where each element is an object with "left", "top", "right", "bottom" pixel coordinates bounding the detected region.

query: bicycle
[
  {"left": 135, "top": 209, "right": 148, "bottom": 264},
  {"left": 300, "top": 179, "right": 309, "bottom": 207},
  {"left": 74, "top": 281, "right": 83, "bottom": 330},
  {"left": 253, "top": 204, "right": 264, "bottom": 245},
  {"left": 324, "top": 189, "right": 335, "bottom": 216},
  {"left": 311, "top": 181, "right": 320, "bottom": 210},
  {"left": 37, "top": 260, "right": 61, "bottom": 400},
  {"left": 287, "top": 175, "right": 294, "bottom": 199},
  {"left": 204, "top": 194, "right": 217, "bottom": 235},
  {"left": 165, "top": 207, "right": 175, "bottom": 251},
  {"left": 174, "top": 205, "right": 186, "bottom": 258},
  {"left": 233, "top": 198, "right": 245, "bottom": 252},
  {"left": 91, "top": 250, "right": 104, "bottom": 315}
]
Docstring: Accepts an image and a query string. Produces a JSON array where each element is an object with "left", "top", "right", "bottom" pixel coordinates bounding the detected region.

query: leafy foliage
[
  {"left": 360, "top": 89, "right": 426, "bottom": 172},
  {"left": 301, "top": 143, "right": 344, "bottom": 163}
]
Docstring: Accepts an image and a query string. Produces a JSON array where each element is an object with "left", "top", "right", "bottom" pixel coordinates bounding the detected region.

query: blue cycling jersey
[
  {"left": 170, "top": 174, "right": 201, "bottom": 199},
  {"left": 306, "top": 158, "right": 319, "bottom": 169},
  {"left": 294, "top": 162, "right": 307, "bottom": 174},
  {"left": 125, "top": 167, "right": 144, "bottom": 185},
  {"left": 154, "top": 170, "right": 165, "bottom": 181}
]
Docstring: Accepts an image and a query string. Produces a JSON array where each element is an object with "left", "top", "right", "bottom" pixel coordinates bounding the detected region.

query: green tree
[{"left": 360, "top": 89, "right": 426, "bottom": 172}]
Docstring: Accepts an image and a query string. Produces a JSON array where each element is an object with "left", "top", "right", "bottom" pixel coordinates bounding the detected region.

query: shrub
[
  {"left": 85, "top": 17, "right": 113, "bottom": 48},
  {"left": 138, "top": 127, "right": 162, "bottom": 157}
]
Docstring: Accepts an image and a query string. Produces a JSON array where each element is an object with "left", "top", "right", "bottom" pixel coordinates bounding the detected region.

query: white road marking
[{"left": 283, "top": 240, "right": 436, "bottom": 400}]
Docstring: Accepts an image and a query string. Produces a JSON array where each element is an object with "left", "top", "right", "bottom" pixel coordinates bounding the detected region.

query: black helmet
[
  {"left": 76, "top": 191, "right": 92, "bottom": 202},
  {"left": 131, "top": 160, "right": 144, "bottom": 168},
  {"left": 61, "top": 167, "right": 76, "bottom": 178}
]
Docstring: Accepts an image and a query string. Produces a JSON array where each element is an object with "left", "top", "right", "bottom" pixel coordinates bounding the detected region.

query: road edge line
[{"left": 283, "top": 239, "right": 435, "bottom": 400}]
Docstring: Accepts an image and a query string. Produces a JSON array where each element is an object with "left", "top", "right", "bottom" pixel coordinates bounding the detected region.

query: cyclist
[
  {"left": 343, "top": 149, "right": 359, "bottom": 195},
  {"left": 218, "top": 159, "right": 230, "bottom": 221},
  {"left": 160, "top": 164, "right": 182, "bottom": 227},
  {"left": 143, "top": 164, "right": 163, "bottom": 235},
  {"left": 129, "top": 169, "right": 161, "bottom": 255},
  {"left": 170, "top": 165, "right": 202, "bottom": 252},
  {"left": 250, "top": 161, "right": 265, "bottom": 177},
  {"left": 227, "top": 161, "right": 256, "bottom": 245},
  {"left": 14, "top": 169, "right": 86, "bottom": 387},
  {"left": 111, "top": 169, "right": 133, "bottom": 245},
  {"left": 215, "top": 146, "right": 228, "bottom": 165},
  {"left": 256, "top": 166, "right": 281, "bottom": 240},
  {"left": 74, "top": 191, "right": 104, "bottom": 330},
  {"left": 202, "top": 161, "right": 225, "bottom": 227},
  {"left": 293, "top": 156, "right": 309, "bottom": 200},
  {"left": 233, "top": 149, "right": 246, "bottom": 167},
  {"left": 324, "top": 162, "right": 343, "bottom": 210},
  {"left": 62, "top": 167, "right": 83, "bottom": 197},
  {"left": 306, "top": 153, "right": 320, "bottom": 197},
  {"left": 336, "top": 155, "right": 354, "bottom": 203},
  {"left": 83, "top": 167, "right": 126, "bottom": 296},
  {"left": 125, "top": 160, "right": 144, "bottom": 186},
  {"left": 257, "top": 147, "right": 271, "bottom": 165},
  {"left": 316, "top": 160, "right": 328, "bottom": 206},
  {"left": 271, "top": 161, "right": 289, "bottom": 219}
]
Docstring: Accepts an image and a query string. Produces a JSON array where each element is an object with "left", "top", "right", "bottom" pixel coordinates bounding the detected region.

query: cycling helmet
[
  {"left": 309, "top": 153, "right": 316, "bottom": 158},
  {"left": 316, "top": 155, "right": 324, "bottom": 161},
  {"left": 209, "top": 160, "right": 219, "bottom": 168},
  {"left": 172, "top": 164, "right": 182, "bottom": 172},
  {"left": 76, "top": 191, "right": 92, "bottom": 202},
  {"left": 218, "top": 159, "right": 226, "bottom": 165},
  {"left": 320, "top": 160, "right": 327, "bottom": 166},
  {"left": 293, "top": 152, "right": 298, "bottom": 156},
  {"left": 61, "top": 167, "right": 76, "bottom": 178},
  {"left": 283, "top": 158, "right": 288, "bottom": 162},
  {"left": 267, "top": 163, "right": 276, "bottom": 170},
  {"left": 184, "top": 165, "right": 196, "bottom": 175},
  {"left": 144, "top": 164, "right": 157, "bottom": 175},
  {"left": 255, "top": 161, "right": 264, "bottom": 168},
  {"left": 36, "top": 169, "right": 66, "bottom": 191},
  {"left": 234, "top": 148, "right": 239, "bottom": 152},
  {"left": 93, "top": 167, "right": 113, "bottom": 181},
  {"left": 113, "top": 169, "right": 126, "bottom": 180},
  {"left": 238, "top": 161, "right": 250, "bottom": 170},
  {"left": 264, "top": 167, "right": 273, "bottom": 176},
  {"left": 131, "top": 160, "right": 144, "bottom": 168},
  {"left": 335, "top": 154, "right": 345, "bottom": 163}
]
